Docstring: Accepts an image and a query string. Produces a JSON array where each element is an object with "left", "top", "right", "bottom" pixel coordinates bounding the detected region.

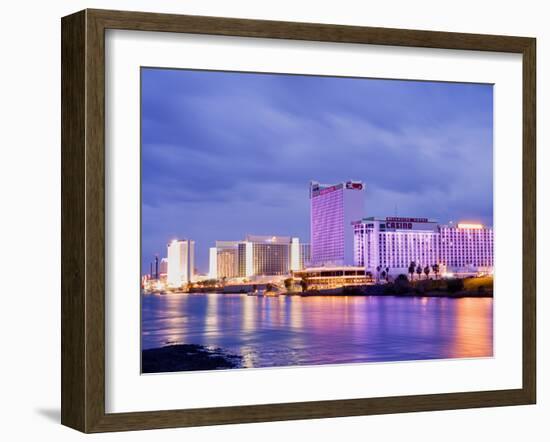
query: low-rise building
[{"left": 293, "top": 266, "right": 374, "bottom": 290}]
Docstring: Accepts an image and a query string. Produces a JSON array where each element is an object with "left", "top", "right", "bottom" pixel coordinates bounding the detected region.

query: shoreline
[
  {"left": 296, "top": 289, "right": 493, "bottom": 298},
  {"left": 297, "top": 293, "right": 493, "bottom": 298},
  {"left": 152, "top": 289, "right": 493, "bottom": 298},
  {"left": 142, "top": 344, "right": 242, "bottom": 373},
  {"left": 181, "top": 276, "right": 493, "bottom": 299}
]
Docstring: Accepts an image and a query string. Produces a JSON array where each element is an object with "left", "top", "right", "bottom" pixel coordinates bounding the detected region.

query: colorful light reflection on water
[{"left": 141, "top": 293, "right": 493, "bottom": 369}]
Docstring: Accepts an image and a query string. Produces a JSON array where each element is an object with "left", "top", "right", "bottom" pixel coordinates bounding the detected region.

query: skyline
[{"left": 141, "top": 68, "right": 493, "bottom": 273}]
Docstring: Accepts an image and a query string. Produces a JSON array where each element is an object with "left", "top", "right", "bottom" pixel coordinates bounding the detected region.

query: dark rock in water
[{"left": 142, "top": 344, "right": 242, "bottom": 373}]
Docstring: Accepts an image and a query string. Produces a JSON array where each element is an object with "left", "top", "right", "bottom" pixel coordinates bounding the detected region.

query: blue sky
[{"left": 141, "top": 68, "right": 493, "bottom": 274}]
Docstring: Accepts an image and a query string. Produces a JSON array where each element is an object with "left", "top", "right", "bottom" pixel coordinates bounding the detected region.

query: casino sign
[{"left": 385, "top": 217, "right": 430, "bottom": 230}]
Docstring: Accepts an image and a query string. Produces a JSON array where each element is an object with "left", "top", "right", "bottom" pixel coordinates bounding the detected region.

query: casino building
[
  {"left": 353, "top": 217, "right": 440, "bottom": 274},
  {"left": 310, "top": 180, "right": 364, "bottom": 267},
  {"left": 439, "top": 223, "right": 493, "bottom": 272},
  {"left": 209, "top": 235, "right": 311, "bottom": 279},
  {"left": 353, "top": 217, "right": 493, "bottom": 277},
  {"left": 209, "top": 241, "right": 240, "bottom": 279}
]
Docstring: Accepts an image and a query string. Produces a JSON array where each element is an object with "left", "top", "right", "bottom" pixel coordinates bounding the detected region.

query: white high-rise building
[
  {"left": 310, "top": 180, "right": 365, "bottom": 267},
  {"left": 354, "top": 217, "right": 440, "bottom": 275},
  {"left": 167, "top": 239, "right": 195, "bottom": 287},
  {"left": 353, "top": 217, "right": 493, "bottom": 277},
  {"left": 290, "top": 237, "right": 301, "bottom": 271},
  {"left": 208, "top": 247, "right": 217, "bottom": 279},
  {"left": 439, "top": 223, "right": 493, "bottom": 271}
]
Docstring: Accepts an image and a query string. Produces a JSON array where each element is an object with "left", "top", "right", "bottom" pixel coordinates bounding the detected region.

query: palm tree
[
  {"left": 416, "top": 264, "right": 422, "bottom": 280},
  {"left": 284, "top": 277, "right": 293, "bottom": 292},
  {"left": 408, "top": 261, "right": 416, "bottom": 281},
  {"left": 432, "top": 264, "right": 440, "bottom": 279},
  {"left": 381, "top": 270, "right": 386, "bottom": 281},
  {"left": 376, "top": 265, "right": 382, "bottom": 283},
  {"left": 385, "top": 266, "right": 390, "bottom": 282},
  {"left": 424, "top": 265, "right": 430, "bottom": 279}
]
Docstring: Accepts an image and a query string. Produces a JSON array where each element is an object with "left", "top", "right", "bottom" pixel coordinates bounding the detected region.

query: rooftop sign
[
  {"left": 386, "top": 217, "right": 429, "bottom": 223},
  {"left": 457, "top": 223, "right": 484, "bottom": 229},
  {"left": 345, "top": 181, "right": 364, "bottom": 190}
]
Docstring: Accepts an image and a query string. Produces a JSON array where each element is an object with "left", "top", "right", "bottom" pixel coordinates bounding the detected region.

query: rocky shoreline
[{"left": 142, "top": 344, "right": 242, "bottom": 373}]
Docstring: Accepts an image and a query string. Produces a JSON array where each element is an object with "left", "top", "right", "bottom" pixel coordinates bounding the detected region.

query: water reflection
[{"left": 141, "top": 293, "right": 493, "bottom": 368}]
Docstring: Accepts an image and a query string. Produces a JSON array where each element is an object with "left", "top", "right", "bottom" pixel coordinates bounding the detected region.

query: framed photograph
[{"left": 61, "top": 9, "right": 536, "bottom": 433}]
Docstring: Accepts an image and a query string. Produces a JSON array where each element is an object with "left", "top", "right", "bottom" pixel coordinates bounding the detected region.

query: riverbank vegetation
[
  {"left": 381, "top": 274, "right": 492, "bottom": 297},
  {"left": 296, "top": 275, "right": 493, "bottom": 298}
]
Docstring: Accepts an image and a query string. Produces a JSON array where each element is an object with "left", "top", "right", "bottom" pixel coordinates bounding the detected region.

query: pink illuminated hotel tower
[{"left": 309, "top": 180, "right": 365, "bottom": 266}]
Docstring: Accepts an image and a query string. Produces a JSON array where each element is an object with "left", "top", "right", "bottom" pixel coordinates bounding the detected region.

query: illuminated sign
[
  {"left": 386, "top": 222, "right": 413, "bottom": 229},
  {"left": 313, "top": 184, "right": 342, "bottom": 197},
  {"left": 385, "top": 217, "right": 428, "bottom": 223},
  {"left": 457, "top": 223, "right": 483, "bottom": 229},
  {"left": 312, "top": 181, "right": 363, "bottom": 197},
  {"left": 346, "top": 182, "right": 363, "bottom": 190},
  {"left": 319, "top": 185, "right": 339, "bottom": 195}
]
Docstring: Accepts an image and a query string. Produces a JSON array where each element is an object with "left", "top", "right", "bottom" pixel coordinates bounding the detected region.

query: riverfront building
[
  {"left": 353, "top": 217, "right": 440, "bottom": 273},
  {"left": 159, "top": 257, "right": 168, "bottom": 276},
  {"left": 167, "top": 239, "right": 195, "bottom": 287},
  {"left": 353, "top": 217, "right": 493, "bottom": 277},
  {"left": 299, "top": 243, "right": 311, "bottom": 270},
  {"left": 293, "top": 267, "right": 374, "bottom": 290},
  {"left": 209, "top": 241, "right": 240, "bottom": 279},
  {"left": 209, "top": 235, "right": 310, "bottom": 279},
  {"left": 439, "top": 223, "right": 494, "bottom": 272},
  {"left": 310, "top": 180, "right": 365, "bottom": 267},
  {"left": 247, "top": 235, "right": 291, "bottom": 276}
]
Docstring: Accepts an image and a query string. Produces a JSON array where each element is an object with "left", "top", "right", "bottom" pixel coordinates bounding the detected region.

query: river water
[{"left": 142, "top": 293, "right": 493, "bottom": 369}]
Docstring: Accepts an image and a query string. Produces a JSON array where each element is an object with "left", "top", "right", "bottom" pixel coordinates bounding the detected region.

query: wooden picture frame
[{"left": 61, "top": 8, "right": 536, "bottom": 433}]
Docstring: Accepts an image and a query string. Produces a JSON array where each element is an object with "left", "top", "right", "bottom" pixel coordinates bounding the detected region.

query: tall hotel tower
[
  {"left": 167, "top": 239, "right": 195, "bottom": 287},
  {"left": 310, "top": 180, "right": 365, "bottom": 267}
]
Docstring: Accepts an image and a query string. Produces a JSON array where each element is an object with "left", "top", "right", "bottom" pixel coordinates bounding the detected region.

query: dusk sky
[{"left": 141, "top": 68, "right": 493, "bottom": 274}]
